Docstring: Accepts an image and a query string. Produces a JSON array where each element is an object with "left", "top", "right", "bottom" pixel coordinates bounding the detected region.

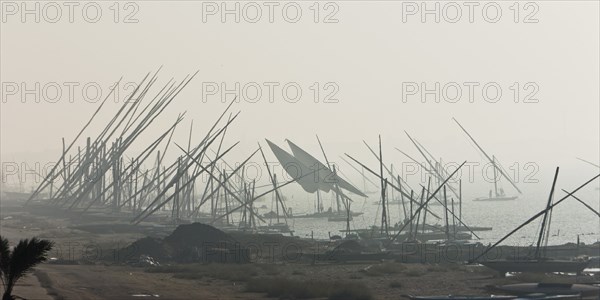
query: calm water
[{"left": 257, "top": 188, "right": 600, "bottom": 246}]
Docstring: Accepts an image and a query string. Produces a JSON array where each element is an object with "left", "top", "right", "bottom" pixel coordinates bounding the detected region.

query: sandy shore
[{"left": 1, "top": 198, "right": 598, "bottom": 300}]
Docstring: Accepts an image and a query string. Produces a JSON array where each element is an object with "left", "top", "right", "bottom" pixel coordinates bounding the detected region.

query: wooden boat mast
[
  {"left": 453, "top": 118, "right": 522, "bottom": 194},
  {"left": 443, "top": 185, "right": 450, "bottom": 241},
  {"left": 258, "top": 144, "right": 288, "bottom": 224},
  {"left": 421, "top": 178, "right": 431, "bottom": 234},
  {"left": 399, "top": 176, "right": 408, "bottom": 224},
  {"left": 459, "top": 180, "right": 462, "bottom": 220},
  {"left": 345, "top": 153, "right": 441, "bottom": 220},
  {"left": 316, "top": 135, "right": 340, "bottom": 214},
  {"left": 404, "top": 131, "right": 460, "bottom": 200},
  {"left": 26, "top": 76, "right": 129, "bottom": 205},
  {"left": 535, "top": 167, "right": 559, "bottom": 259},
  {"left": 492, "top": 155, "right": 499, "bottom": 197},
  {"left": 413, "top": 187, "right": 425, "bottom": 240},
  {"left": 386, "top": 161, "right": 467, "bottom": 246},
  {"left": 212, "top": 163, "right": 322, "bottom": 225},
  {"left": 561, "top": 189, "right": 600, "bottom": 217},
  {"left": 339, "top": 155, "right": 379, "bottom": 194},
  {"left": 347, "top": 153, "right": 481, "bottom": 240},
  {"left": 576, "top": 157, "right": 600, "bottom": 168},
  {"left": 471, "top": 172, "right": 599, "bottom": 262},
  {"left": 364, "top": 141, "right": 412, "bottom": 198},
  {"left": 378, "top": 135, "right": 389, "bottom": 237}
]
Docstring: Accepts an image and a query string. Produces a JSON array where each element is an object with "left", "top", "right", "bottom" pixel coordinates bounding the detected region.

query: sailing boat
[
  {"left": 473, "top": 156, "right": 518, "bottom": 202},
  {"left": 474, "top": 168, "right": 595, "bottom": 275},
  {"left": 264, "top": 139, "right": 365, "bottom": 221},
  {"left": 453, "top": 118, "right": 521, "bottom": 202},
  {"left": 255, "top": 144, "right": 293, "bottom": 235},
  {"left": 288, "top": 137, "right": 362, "bottom": 223}
]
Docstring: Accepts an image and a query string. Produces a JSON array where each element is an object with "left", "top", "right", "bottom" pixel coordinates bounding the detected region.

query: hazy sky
[{"left": 1, "top": 1, "right": 599, "bottom": 199}]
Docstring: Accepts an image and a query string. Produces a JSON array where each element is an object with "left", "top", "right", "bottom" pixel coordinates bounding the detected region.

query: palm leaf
[
  {"left": 0, "top": 236, "right": 9, "bottom": 287},
  {"left": 5, "top": 237, "right": 53, "bottom": 289}
]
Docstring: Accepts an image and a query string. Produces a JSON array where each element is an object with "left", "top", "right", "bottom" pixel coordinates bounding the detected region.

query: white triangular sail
[{"left": 286, "top": 140, "right": 367, "bottom": 197}]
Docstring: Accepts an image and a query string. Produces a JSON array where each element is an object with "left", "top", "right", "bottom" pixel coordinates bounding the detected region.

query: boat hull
[
  {"left": 311, "top": 251, "right": 391, "bottom": 262},
  {"left": 473, "top": 196, "right": 518, "bottom": 202},
  {"left": 405, "top": 295, "right": 517, "bottom": 300},
  {"left": 480, "top": 259, "right": 589, "bottom": 274},
  {"left": 292, "top": 211, "right": 363, "bottom": 219},
  {"left": 494, "top": 283, "right": 600, "bottom": 297}
]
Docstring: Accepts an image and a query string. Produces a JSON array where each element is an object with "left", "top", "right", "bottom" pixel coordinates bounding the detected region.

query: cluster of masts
[
  {"left": 335, "top": 117, "right": 526, "bottom": 244},
  {"left": 343, "top": 136, "right": 472, "bottom": 245},
  {"left": 22, "top": 73, "right": 600, "bottom": 251},
  {"left": 344, "top": 137, "right": 599, "bottom": 271},
  {"left": 23, "top": 72, "right": 306, "bottom": 233}
]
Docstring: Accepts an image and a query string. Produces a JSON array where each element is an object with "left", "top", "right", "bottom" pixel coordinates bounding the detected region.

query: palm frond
[
  {"left": 6, "top": 237, "right": 53, "bottom": 285},
  {"left": 0, "top": 236, "right": 9, "bottom": 287}
]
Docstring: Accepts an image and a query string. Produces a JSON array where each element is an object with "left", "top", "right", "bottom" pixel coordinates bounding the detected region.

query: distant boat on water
[
  {"left": 452, "top": 118, "right": 521, "bottom": 202},
  {"left": 292, "top": 209, "right": 363, "bottom": 219},
  {"left": 473, "top": 193, "right": 518, "bottom": 202},
  {"left": 472, "top": 157, "right": 518, "bottom": 202}
]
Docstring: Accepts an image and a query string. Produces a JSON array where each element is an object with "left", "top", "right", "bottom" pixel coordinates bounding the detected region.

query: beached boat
[
  {"left": 311, "top": 251, "right": 391, "bottom": 262},
  {"left": 404, "top": 294, "right": 582, "bottom": 300},
  {"left": 493, "top": 283, "right": 600, "bottom": 297},
  {"left": 257, "top": 222, "right": 294, "bottom": 234},
  {"left": 473, "top": 168, "right": 599, "bottom": 276},
  {"left": 403, "top": 295, "right": 517, "bottom": 300},
  {"left": 480, "top": 259, "right": 589, "bottom": 274}
]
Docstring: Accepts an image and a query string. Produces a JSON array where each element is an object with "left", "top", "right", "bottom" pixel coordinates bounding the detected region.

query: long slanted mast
[
  {"left": 577, "top": 157, "right": 600, "bottom": 168},
  {"left": 452, "top": 117, "right": 522, "bottom": 194}
]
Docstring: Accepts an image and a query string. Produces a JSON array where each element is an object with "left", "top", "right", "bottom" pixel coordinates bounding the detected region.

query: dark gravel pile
[
  {"left": 163, "top": 222, "right": 247, "bottom": 263},
  {"left": 164, "top": 222, "right": 236, "bottom": 248}
]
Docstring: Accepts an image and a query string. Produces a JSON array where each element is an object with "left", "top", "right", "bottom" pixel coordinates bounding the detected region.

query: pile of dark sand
[
  {"left": 163, "top": 222, "right": 236, "bottom": 248},
  {"left": 127, "top": 236, "right": 169, "bottom": 259},
  {"left": 117, "top": 223, "right": 242, "bottom": 264},
  {"left": 332, "top": 240, "right": 368, "bottom": 253},
  {"left": 163, "top": 222, "right": 246, "bottom": 263}
]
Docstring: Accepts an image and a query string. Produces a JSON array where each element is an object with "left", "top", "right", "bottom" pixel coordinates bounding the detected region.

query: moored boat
[
  {"left": 404, "top": 294, "right": 582, "bottom": 300},
  {"left": 473, "top": 195, "right": 518, "bottom": 202},
  {"left": 403, "top": 295, "right": 517, "bottom": 300},
  {"left": 480, "top": 259, "right": 589, "bottom": 274},
  {"left": 493, "top": 283, "right": 600, "bottom": 297}
]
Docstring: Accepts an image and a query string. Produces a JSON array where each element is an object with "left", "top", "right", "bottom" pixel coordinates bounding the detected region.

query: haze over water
[{"left": 1, "top": 2, "right": 598, "bottom": 246}]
